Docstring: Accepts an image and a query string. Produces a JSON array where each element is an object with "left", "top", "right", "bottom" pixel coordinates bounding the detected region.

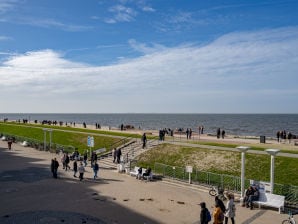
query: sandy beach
[{"left": 0, "top": 139, "right": 291, "bottom": 224}]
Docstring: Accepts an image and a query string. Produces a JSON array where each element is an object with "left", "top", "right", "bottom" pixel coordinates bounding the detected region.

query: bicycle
[
  {"left": 209, "top": 186, "right": 227, "bottom": 201},
  {"left": 282, "top": 212, "right": 296, "bottom": 224}
]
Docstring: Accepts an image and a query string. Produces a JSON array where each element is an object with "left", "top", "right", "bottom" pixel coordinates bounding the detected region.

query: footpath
[{"left": 0, "top": 140, "right": 291, "bottom": 224}]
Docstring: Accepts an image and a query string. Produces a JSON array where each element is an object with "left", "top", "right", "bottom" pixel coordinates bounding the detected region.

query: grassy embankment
[
  {"left": 1, "top": 122, "right": 297, "bottom": 186},
  {"left": 137, "top": 144, "right": 298, "bottom": 186},
  {"left": 0, "top": 122, "right": 139, "bottom": 153}
]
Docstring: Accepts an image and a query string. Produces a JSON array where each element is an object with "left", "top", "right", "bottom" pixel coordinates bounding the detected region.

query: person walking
[
  {"left": 112, "top": 148, "right": 116, "bottom": 163},
  {"left": 7, "top": 138, "right": 13, "bottom": 150},
  {"left": 51, "top": 159, "right": 55, "bottom": 178},
  {"left": 199, "top": 202, "right": 211, "bottom": 224},
  {"left": 142, "top": 133, "right": 147, "bottom": 149},
  {"left": 224, "top": 194, "right": 235, "bottom": 224},
  {"left": 215, "top": 196, "right": 226, "bottom": 214},
  {"left": 52, "top": 158, "right": 59, "bottom": 179},
  {"left": 83, "top": 152, "right": 88, "bottom": 167},
  {"left": 221, "top": 130, "right": 226, "bottom": 139},
  {"left": 213, "top": 203, "right": 224, "bottom": 224},
  {"left": 217, "top": 128, "right": 221, "bottom": 139},
  {"left": 116, "top": 148, "right": 122, "bottom": 164},
  {"left": 73, "top": 160, "right": 78, "bottom": 177},
  {"left": 65, "top": 153, "right": 70, "bottom": 171},
  {"left": 78, "top": 162, "right": 85, "bottom": 181},
  {"left": 93, "top": 161, "right": 99, "bottom": 180}
]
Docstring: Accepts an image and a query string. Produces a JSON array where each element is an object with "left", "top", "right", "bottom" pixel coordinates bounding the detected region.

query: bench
[
  {"left": 129, "top": 166, "right": 140, "bottom": 176},
  {"left": 21, "top": 141, "right": 28, "bottom": 147},
  {"left": 129, "top": 166, "right": 154, "bottom": 181},
  {"left": 254, "top": 192, "right": 285, "bottom": 213}
]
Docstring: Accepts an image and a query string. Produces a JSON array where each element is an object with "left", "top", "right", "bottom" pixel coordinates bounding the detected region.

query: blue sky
[{"left": 0, "top": 0, "right": 298, "bottom": 113}]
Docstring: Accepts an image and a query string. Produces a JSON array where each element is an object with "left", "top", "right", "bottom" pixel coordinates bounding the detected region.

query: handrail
[
  {"left": 123, "top": 136, "right": 160, "bottom": 164},
  {"left": 108, "top": 134, "right": 135, "bottom": 151}
]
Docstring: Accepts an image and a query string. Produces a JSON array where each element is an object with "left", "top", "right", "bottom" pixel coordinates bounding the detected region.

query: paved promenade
[{"left": 0, "top": 141, "right": 290, "bottom": 224}]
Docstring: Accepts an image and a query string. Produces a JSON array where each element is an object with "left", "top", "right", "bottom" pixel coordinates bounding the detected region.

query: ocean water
[{"left": 1, "top": 113, "right": 298, "bottom": 138}]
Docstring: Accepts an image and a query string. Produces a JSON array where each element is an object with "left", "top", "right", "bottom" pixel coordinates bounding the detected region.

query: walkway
[{"left": 0, "top": 140, "right": 290, "bottom": 224}]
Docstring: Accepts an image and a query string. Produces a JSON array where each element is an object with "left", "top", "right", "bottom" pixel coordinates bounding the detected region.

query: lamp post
[
  {"left": 236, "top": 146, "right": 250, "bottom": 200},
  {"left": 265, "top": 149, "right": 280, "bottom": 194},
  {"left": 43, "top": 128, "right": 53, "bottom": 151}
]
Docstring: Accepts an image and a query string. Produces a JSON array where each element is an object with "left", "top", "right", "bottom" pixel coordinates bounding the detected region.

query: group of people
[
  {"left": 276, "top": 130, "right": 294, "bottom": 143},
  {"left": 51, "top": 151, "right": 100, "bottom": 181},
  {"left": 136, "top": 166, "right": 152, "bottom": 180},
  {"left": 216, "top": 128, "right": 226, "bottom": 139},
  {"left": 186, "top": 128, "right": 193, "bottom": 139},
  {"left": 200, "top": 194, "right": 235, "bottom": 224},
  {"left": 242, "top": 185, "right": 259, "bottom": 210}
]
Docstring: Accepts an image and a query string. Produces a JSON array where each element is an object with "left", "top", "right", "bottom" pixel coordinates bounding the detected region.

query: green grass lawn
[
  {"left": 0, "top": 122, "right": 127, "bottom": 153},
  {"left": 137, "top": 143, "right": 298, "bottom": 186},
  {"left": 2, "top": 122, "right": 298, "bottom": 186}
]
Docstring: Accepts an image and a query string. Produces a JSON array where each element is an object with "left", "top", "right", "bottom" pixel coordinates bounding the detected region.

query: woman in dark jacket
[{"left": 200, "top": 202, "right": 210, "bottom": 224}]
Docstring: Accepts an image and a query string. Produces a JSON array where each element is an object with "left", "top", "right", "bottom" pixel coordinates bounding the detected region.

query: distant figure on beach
[
  {"left": 7, "top": 138, "right": 13, "bottom": 150},
  {"left": 276, "top": 131, "right": 280, "bottom": 142},
  {"left": 217, "top": 128, "right": 221, "bottom": 139},
  {"left": 121, "top": 123, "right": 124, "bottom": 131},
  {"left": 142, "top": 133, "right": 147, "bottom": 149},
  {"left": 189, "top": 128, "right": 192, "bottom": 139},
  {"left": 78, "top": 162, "right": 85, "bottom": 181},
  {"left": 186, "top": 128, "right": 190, "bottom": 139},
  {"left": 201, "top": 126, "right": 204, "bottom": 134},
  {"left": 221, "top": 130, "right": 225, "bottom": 139},
  {"left": 73, "top": 160, "right": 78, "bottom": 177},
  {"left": 288, "top": 132, "right": 292, "bottom": 144}
]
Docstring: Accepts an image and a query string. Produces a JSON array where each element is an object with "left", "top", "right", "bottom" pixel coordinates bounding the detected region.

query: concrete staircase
[{"left": 98, "top": 138, "right": 160, "bottom": 170}]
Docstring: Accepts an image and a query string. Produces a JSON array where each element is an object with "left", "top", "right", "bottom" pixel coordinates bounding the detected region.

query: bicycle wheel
[
  {"left": 209, "top": 189, "right": 216, "bottom": 196},
  {"left": 282, "top": 219, "right": 291, "bottom": 224}
]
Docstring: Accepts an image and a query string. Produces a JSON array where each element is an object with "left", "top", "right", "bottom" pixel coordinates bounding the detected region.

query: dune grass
[{"left": 137, "top": 143, "right": 298, "bottom": 186}]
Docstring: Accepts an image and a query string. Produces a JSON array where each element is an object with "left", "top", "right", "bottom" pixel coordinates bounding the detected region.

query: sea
[{"left": 1, "top": 113, "right": 298, "bottom": 138}]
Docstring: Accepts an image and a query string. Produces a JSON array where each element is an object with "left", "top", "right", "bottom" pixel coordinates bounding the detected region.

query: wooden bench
[{"left": 254, "top": 192, "right": 285, "bottom": 213}]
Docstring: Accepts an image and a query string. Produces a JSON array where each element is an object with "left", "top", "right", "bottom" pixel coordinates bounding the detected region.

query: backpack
[
  {"left": 218, "top": 211, "right": 224, "bottom": 223},
  {"left": 206, "top": 209, "right": 211, "bottom": 222}
]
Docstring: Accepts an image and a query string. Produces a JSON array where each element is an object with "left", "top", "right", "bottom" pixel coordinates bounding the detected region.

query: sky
[{"left": 0, "top": 0, "right": 298, "bottom": 113}]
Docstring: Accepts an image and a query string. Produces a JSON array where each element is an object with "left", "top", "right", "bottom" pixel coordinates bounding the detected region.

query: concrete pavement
[{"left": 0, "top": 140, "right": 291, "bottom": 224}]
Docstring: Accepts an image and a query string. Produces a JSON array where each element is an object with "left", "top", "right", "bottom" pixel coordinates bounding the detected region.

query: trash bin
[{"left": 260, "top": 136, "right": 266, "bottom": 143}]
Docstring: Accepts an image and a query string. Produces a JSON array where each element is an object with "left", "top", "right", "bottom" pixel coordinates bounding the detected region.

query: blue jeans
[{"left": 94, "top": 170, "right": 98, "bottom": 179}]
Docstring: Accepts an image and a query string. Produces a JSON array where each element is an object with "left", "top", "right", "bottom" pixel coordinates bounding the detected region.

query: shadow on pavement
[{"left": 0, "top": 146, "right": 160, "bottom": 224}]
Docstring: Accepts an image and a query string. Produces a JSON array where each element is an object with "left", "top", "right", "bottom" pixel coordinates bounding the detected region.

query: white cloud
[
  {"left": 15, "top": 18, "right": 93, "bottom": 31},
  {"left": 1, "top": 27, "right": 298, "bottom": 112},
  {"left": 106, "top": 4, "right": 137, "bottom": 23},
  {"left": 0, "top": 0, "right": 17, "bottom": 14},
  {"left": 128, "top": 39, "right": 167, "bottom": 54},
  {"left": 0, "top": 35, "right": 12, "bottom": 41}
]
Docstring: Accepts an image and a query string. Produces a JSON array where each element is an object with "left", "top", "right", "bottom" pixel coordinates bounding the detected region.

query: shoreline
[{"left": 1, "top": 119, "right": 298, "bottom": 151}]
